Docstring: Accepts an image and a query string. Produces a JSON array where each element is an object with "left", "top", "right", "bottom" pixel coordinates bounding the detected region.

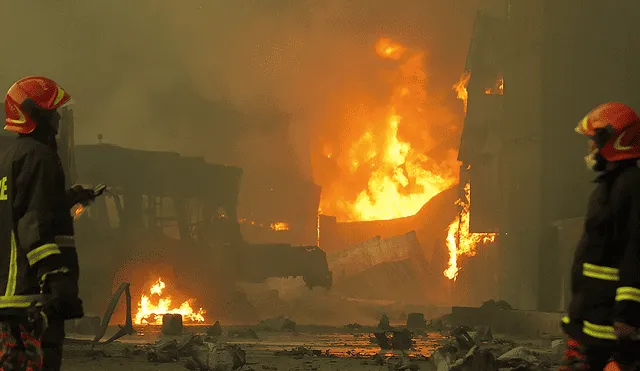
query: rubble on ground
[
  {"left": 373, "top": 328, "right": 414, "bottom": 350},
  {"left": 273, "top": 346, "right": 325, "bottom": 358},
  {"left": 429, "top": 326, "right": 564, "bottom": 371},
  {"left": 206, "top": 321, "right": 223, "bottom": 337},
  {"left": 145, "top": 334, "right": 246, "bottom": 371}
]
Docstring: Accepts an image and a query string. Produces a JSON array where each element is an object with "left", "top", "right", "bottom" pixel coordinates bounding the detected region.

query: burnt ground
[{"left": 60, "top": 327, "right": 440, "bottom": 371}]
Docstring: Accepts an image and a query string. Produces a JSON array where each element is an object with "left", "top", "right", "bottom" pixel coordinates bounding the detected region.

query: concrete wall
[
  {"left": 497, "top": 0, "right": 544, "bottom": 310},
  {"left": 491, "top": 0, "right": 640, "bottom": 311}
]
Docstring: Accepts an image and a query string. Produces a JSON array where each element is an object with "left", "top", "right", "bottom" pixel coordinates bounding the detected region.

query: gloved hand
[
  {"left": 42, "top": 273, "right": 84, "bottom": 320},
  {"left": 26, "top": 303, "right": 48, "bottom": 338},
  {"left": 66, "top": 185, "right": 96, "bottom": 209}
]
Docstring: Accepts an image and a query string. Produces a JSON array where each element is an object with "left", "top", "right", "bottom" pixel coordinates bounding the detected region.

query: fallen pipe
[{"left": 92, "top": 282, "right": 136, "bottom": 344}]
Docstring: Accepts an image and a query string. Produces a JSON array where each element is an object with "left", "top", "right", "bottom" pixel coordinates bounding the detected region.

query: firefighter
[
  {"left": 562, "top": 102, "right": 640, "bottom": 370},
  {"left": 0, "top": 76, "right": 89, "bottom": 370}
]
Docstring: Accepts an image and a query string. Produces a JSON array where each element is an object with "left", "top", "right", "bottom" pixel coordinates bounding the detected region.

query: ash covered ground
[{"left": 61, "top": 320, "right": 565, "bottom": 371}]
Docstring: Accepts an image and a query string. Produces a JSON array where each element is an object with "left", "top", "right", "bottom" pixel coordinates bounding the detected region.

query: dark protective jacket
[
  {"left": 563, "top": 160, "right": 640, "bottom": 347},
  {"left": 0, "top": 135, "right": 82, "bottom": 319}
]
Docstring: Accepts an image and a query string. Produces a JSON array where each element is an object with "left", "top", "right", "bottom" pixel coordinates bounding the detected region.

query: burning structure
[
  {"left": 0, "top": 105, "right": 331, "bottom": 323},
  {"left": 313, "top": 34, "right": 499, "bottom": 306},
  {"left": 458, "top": 0, "right": 640, "bottom": 311},
  {"left": 71, "top": 141, "right": 331, "bottom": 322}
]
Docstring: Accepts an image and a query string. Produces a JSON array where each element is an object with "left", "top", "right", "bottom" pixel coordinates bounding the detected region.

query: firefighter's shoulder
[
  {"left": 614, "top": 163, "right": 640, "bottom": 199},
  {"left": 13, "top": 136, "right": 58, "bottom": 163}
]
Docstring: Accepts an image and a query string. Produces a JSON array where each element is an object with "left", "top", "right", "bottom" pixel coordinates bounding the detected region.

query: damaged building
[
  {"left": 0, "top": 106, "right": 331, "bottom": 322},
  {"left": 462, "top": 0, "right": 640, "bottom": 311}
]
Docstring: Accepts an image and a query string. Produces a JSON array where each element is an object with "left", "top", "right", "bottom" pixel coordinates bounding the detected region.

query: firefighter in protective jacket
[
  {"left": 562, "top": 102, "right": 640, "bottom": 370},
  {"left": 0, "top": 76, "right": 92, "bottom": 370}
]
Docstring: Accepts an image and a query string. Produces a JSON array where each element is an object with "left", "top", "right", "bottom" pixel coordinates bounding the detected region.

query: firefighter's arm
[
  {"left": 613, "top": 178, "right": 640, "bottom": 328},
  {"left": 16, "top": 149, "right": 82, "bottom": 320},
  {"left": 15, "top": 149, "right": 64, "bottom": 267}
]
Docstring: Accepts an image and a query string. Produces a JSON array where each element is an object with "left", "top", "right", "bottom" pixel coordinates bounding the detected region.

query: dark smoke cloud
[{"left": 0, "top": 0, "right": 478, "bottom": 179}]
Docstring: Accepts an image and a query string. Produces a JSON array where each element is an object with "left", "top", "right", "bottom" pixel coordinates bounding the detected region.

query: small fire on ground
[
  {"left": 443, "top": 183, "right": 496, "bottom": 281},
  {"left": 135, "top": 278, "right": 206, "bottom": 325}
]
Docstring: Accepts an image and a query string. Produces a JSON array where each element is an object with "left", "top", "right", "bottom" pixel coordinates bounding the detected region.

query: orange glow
[
  {"left": 72, "top": 204, "right": 85, "bottom": 219},
  {"left": 269, "top": 222, "right": 290, "bottom": 231},
  {"left": 315, "top": 38, "right": 459, "bottom": 221},
  {"left": 375, "top": 37, "right": 407, "bottom": 60},
  {"left": 485, "top": 75, "right": 504, "bottom": 96},
  {"left": 443, "top": 183, "right": 496, "bottom": 280},
  {"left": 135, "top": 278, "right": 205, "bottom": 325},
  {"left": 453, "top": 72, "right": 471, "bottom": 113}
]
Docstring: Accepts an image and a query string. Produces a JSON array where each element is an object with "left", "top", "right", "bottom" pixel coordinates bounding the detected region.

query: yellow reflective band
[
  {"left": 54, "top": 235, "right": 75, "bottom": 248},
  {"left": 39, "top": 267, "right": 70, "bottom": 293},
  {"left": 562, "top": 316, "right": 570, "bottom": 324},
  {"left": 582, "top": 263, "right": 620, "bottom": 281},
  {"left": 615, "top": 286, "right": 640, "bottom": 303},
  {"left": 0, "top": 294, "right": 46, "bottom": 309},
  {"left": 583, "top": 321, "right": 617, "bottom": 340},
  {"left": 4, "top": 232, "right": 17, "bottom": 296},
  {"left": 26, "top": 243, "right": 60, "bottom": 266}
]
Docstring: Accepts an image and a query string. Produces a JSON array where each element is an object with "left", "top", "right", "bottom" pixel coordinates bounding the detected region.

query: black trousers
[{"left": 41, "top": 319, "right": 64, "bottom": 371}]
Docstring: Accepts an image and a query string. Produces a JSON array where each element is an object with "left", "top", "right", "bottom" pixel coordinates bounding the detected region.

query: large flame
[
  {"left": 135, "top": 278, "right": 206, "bottom": 325},
  {"left": 453, "top": 72, "right": 471, "bottom": 113},
  {"left": 315, "top": 38, "right": 459, "bottom": 221},
  {"left": 443, "top": 183, "right": 496, "bottom": 280}
]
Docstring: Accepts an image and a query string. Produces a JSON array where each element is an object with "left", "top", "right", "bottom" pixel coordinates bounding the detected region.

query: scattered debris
[
  {"left": 406, "top": 313, "right": 427, "bottom": 331},
  {"left": 378, "top": 314, "right": 392, "bottom": 330},
  {"left": 473, "top": 325, "right": 493, "bottom": 342},
  {"left": 147, "top": 339, "right": 179, "bottom": 363},
  {"left": 162, "top": 314, "right": 184, "bottom": 336},
  {"left": 257, "top": 317, "right": 296, "bottom": 332},
  {"left": 451, "top": 326, "right": 476, "bottom": 350},
  {"left": 273, "top": 346, "right": 323, "bottom": 358},
  {"left": 190, "top": 342, "right": 246, "bottom": 371},
  {"left": 206, "top": 320, "right": 223, "bottom": 337},
  {"left": 387, "top": 352, "right": 420, "bottom": 371},
  {"left": 373, "top": 329, "right": 414, "bottom": 350}
]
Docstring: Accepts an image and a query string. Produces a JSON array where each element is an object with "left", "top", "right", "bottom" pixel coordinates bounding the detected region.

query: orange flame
[
  {"left": 135, "top": 278, "right": 206, "bottom": 325},
  {"left": 485, "top": 75, "right": 504, "bottom": 95},
  {"left": 443, "top": 183, "right": 496, "bottom": 280},
  {"left": 269, "top": 222, "right": 290, "bottom": 231},
  {"left": 316, "top": 38, "right": 459, "bottom": 221},
  {"left": 453, "top": 72, "right": 471, "bottom": 113}
]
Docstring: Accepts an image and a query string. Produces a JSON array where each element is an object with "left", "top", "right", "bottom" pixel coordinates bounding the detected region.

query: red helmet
[
  {"left": 575, "top": 102, "right": 640, "bottom": 161},
  {"left": 4, "top": 76, "right": 71, "bottom": 134}
]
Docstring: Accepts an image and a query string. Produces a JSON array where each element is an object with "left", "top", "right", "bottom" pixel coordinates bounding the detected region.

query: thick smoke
[{"left": 0, "top": 0, "right": 478, "bottom": 180}]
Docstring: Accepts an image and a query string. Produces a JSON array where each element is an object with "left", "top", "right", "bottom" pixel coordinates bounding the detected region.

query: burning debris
[
  {"left": 443, "top": 183, "right": 497, "bottom": 280},
  {"left": 135, "top": 278, "right": 206, "bottom": 325},
  {"left": 269, "top": 222, "right": 290, "bottom": 231},
  {"left": 316, "top": 37, "right": 459, "bottom": 222}
]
